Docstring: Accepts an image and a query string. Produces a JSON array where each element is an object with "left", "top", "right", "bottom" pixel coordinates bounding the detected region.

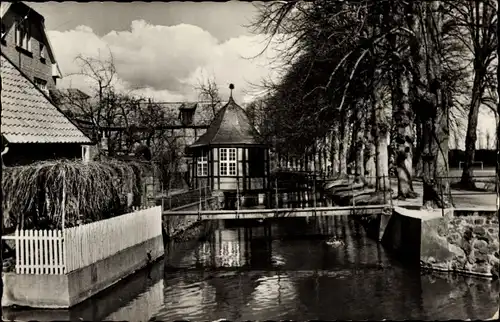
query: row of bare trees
[
  {"left": 57, "top": 52, "right": 184, "bottom": 188},
  {"left": 56, "top": 52, "right": 225, "bottom": 190},
  {"left": 249, "top": 0, "right": 498, "bottom": 209}
]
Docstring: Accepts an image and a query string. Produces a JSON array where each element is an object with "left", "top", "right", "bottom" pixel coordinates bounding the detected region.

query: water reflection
[
  {"left": 4, "top": 217, "right": 499, "bottom": 321},
  {"left": 155, "top": 217, "right": 499, "bottom": 321},
  {"left": 3, "top": 261, "right": 165, "bottom": 321}
]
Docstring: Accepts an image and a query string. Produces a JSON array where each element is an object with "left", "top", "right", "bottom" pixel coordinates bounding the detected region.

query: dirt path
[{"left": 324, "top": 177, "right": 497, "bottom": 209}]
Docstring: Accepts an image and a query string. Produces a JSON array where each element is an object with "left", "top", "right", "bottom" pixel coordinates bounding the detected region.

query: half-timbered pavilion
[{"left": 188, "top": 85, "right": 270, "bottom": 207}]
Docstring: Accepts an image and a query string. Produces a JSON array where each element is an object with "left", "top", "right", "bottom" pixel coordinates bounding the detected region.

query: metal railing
[{"left": 159, "top": 186, "right": 212, "bottom": 211}]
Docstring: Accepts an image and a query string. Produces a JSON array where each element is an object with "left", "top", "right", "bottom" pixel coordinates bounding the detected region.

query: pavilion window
[
  {"left": 220, "top": 148, "right": 237, "bottom": 176},
  {"left": 197, "top": 150, "right": 208, "bottom": 176},
  {"left": 249, "top": 148, "right": 265, "bottom": 177}
]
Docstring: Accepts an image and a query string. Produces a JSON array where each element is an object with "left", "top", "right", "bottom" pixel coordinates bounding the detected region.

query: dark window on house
[
  {"left": 15, "top": 20, "right": 31, "bottom": 51},
  {"left": 34, "top": 77, "right": 48, "bottom": 93},
  {"left": 248, "top": 148, "right": 265, "bottom": 177},
  {"left": 39, "top": 43, "right": 46, "bottom": 62},
  {"left": 180, "top": 110, "right": 194, "bottom": 125}
]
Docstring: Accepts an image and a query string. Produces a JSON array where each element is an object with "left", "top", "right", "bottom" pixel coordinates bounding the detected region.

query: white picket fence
[
  {"left": 64, "top": 206, "right": 162, "bottom": 272},
  {"left": 3, "top": 229, "right": 66, "bottom": 274},
  {"left": 2, "top": 206, "right": 162, "bottom": 275}
]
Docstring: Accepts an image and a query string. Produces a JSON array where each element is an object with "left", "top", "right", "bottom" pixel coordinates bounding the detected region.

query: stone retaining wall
[
  {"left": 421, "top": 210, "right": 499, "bottom": 278},
  {"left": 375, "top": 207, "right": 500, "bottom": 279}
]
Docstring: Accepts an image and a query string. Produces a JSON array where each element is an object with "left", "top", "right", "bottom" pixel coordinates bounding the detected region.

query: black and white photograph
[{"left": 0, "top": 1, "right": 499, "bottom": 321}]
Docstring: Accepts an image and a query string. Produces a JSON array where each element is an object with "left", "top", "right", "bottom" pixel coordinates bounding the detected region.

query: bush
[{"left": 2, "top": 159, "right": 150, "bottom": 230}]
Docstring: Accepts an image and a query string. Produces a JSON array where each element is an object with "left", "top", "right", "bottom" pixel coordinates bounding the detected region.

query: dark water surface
[{"left": 4, "top": 217, "right": 499, "bottom": 321}]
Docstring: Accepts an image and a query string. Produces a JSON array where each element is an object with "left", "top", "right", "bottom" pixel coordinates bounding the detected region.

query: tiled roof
[
  {"left": 140, "top": 101, "right": 224, "bottom": 127},
  {"left": 179, "top": 102, "right": 197, "bottom": 110},
  {"left": 49, "top": 88, "right": 92, "bottom": 119},
  {"left": 1, "top": 55, "right": 92, "bottom": 144},
  {"left": 190, "top": 96, "right": 266, "bottom": 148}
]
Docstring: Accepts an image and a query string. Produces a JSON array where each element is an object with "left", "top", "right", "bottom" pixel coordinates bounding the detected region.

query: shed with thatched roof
[{"left": 188, "top": 84, "right": 271, "bottom": 198}]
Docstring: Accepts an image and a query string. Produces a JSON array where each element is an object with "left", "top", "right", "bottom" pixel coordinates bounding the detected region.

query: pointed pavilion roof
[{"left": 190, "top": 84, "right": 267, "bottom": 148}]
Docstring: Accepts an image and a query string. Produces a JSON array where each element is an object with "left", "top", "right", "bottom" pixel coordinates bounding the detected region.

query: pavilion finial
[{"left": 229, "top": 83, "right": 234, "bottom": 99}]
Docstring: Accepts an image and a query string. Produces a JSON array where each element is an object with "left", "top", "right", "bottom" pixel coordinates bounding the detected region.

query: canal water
[{"left": 4, "top": 216, "right": 499, "bottom": 321}]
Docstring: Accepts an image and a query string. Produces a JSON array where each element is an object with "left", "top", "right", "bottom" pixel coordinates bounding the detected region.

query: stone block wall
[
  {"left": 162, "top": 196, "right": 221, "bottom": 239},
  {"left": 421, "top": 210, "right": 499, "bottom": 278}
]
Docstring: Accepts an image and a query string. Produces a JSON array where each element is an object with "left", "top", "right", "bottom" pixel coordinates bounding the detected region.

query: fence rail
[
  {"left": 65, "top": 206, "right": 162, "bottom": 272},
  {"left": 2, "top": 206, "right": 162, "bottom": 275},
  {"left": 458, "top": 161, "right": 484, "bottom": 170}
]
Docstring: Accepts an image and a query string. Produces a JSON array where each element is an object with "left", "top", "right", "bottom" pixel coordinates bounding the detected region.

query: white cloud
[{"left": 47, "top": 20, "right": 286, "bottom": 102}]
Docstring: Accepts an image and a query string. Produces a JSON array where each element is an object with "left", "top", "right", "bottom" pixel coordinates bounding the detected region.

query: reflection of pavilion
[
  {"left": 194, "top": 225, "right": 275, "bottom": 269},
  {"left": 195, "top": 228, "right": 247, "bottom": 267}
]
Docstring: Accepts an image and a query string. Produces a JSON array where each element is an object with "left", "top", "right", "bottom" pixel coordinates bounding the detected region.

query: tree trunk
[
  {"left": 394, "top": 71, "right": 417, "bottom": 199},
  {"left": 373, "top": 73, "right": 391, "bottom": 201},
  {"left": 496, "top": 114, "right": 499, "bottom": 197},
  {"left": 339, "top": 112, "right": 349, "bottom": 177},
  {"left": 414, "top": 120, "right": 424, "bottom": 177},
  {"left": 460, "top": 72, "right": 485, "bottom": 188},
  {"left": 364, "top": 101, "right": 377, "bottom": 187},
  {"left": 420, "top": 1, "right": 451, "bottom": 209},
  {"left": 339, "top": 121, "right": 349, "bottom": 176},
  {"left": 331, "top": 123, "right": 340, "bottom": 176},
  {"left": 421, "top": 108, "right": 451, "bottom": 209},
  {"left": 497, "top": 1, "right": 500, "bottom": 203},
  {"left": 316, "top": 142, "right": 322, "bottom": 175},
  {"left": 354, "top": 100, "right": 366, "bottom": 184}
]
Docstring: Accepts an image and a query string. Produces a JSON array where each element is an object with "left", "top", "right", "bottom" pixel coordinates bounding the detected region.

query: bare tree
[
  {"left": 54, "top": 51, "right": 148, "bottom": 157},
  {"left": 196, "top": 73, "right": 222, "bottom": 119},
  {"left": 446, "top": 0, "right": 498, "bottom": 188}
]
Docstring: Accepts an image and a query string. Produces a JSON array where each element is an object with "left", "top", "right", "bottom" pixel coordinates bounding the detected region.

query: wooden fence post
[{"left": 62, "top": 170, "right": 66, "bottom": 231}]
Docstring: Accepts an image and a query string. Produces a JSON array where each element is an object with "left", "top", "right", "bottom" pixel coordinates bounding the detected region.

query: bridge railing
[{"left": 158, "top": 186, "right": 212, "bottom": 211}]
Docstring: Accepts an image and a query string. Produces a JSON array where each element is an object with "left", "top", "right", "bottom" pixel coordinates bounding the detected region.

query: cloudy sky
[
  {"left": 25, "top": 2, "right": 498, "bottom": 147},
  {"left": 27, "top": 1, "right": 282, "bottom": 103}
]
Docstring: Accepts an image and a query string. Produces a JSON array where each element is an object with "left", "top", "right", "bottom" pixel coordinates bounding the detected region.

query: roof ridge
[{"left": 210, "top": 102, "right": 229, "bottom": 144}]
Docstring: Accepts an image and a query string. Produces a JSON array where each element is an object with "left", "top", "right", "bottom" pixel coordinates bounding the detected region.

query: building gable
[{"left": 1, "top": 2, "right": 62, "bottom": 90}]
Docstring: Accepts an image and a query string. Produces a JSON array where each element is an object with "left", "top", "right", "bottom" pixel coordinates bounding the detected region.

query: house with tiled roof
[
  {"left": 1, "top": 2, "right": 62, "bottom": 93},
  {"left": 47, "top": 90, "right": 225, "bottom": 187},
  {"left": 1, "top": 53, "right": 92, "bottom": 166},
  {"left": 48, "top": 88, "right": 96, "bottom": 140}
]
